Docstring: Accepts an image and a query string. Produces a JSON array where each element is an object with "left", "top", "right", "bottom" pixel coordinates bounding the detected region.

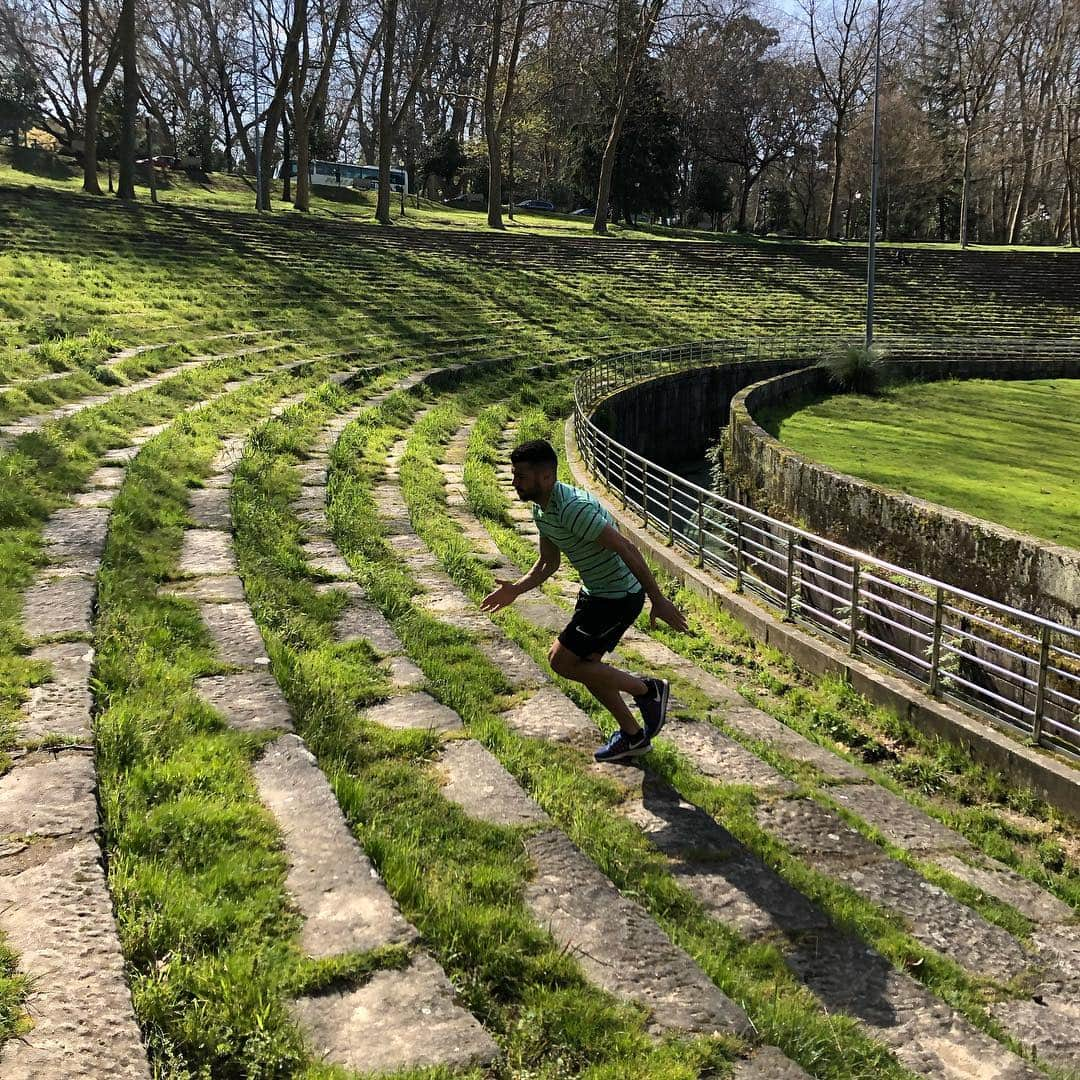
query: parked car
[
  {"left": 516, "top": 198, "right": 555, "bottom": 211},
  {"left": 571, "top": 207, "right": 594, "bottom": 216}
]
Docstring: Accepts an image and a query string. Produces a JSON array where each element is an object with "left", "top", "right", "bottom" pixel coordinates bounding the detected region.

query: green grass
[{"left": 760, "top": 378, "right": 1080, "bottom": 549}]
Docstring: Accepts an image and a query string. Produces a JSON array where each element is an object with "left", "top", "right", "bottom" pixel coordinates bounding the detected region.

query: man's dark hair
[{"left": 510, "top": 439, "right": 558, "bottom": 469}]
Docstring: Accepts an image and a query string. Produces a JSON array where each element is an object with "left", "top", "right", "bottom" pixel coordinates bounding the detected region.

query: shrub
[{"left": 819, "top": 344, "right": 889, "bottom": 394}]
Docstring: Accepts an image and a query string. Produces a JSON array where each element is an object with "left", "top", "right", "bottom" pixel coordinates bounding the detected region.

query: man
[{"left": 480, "top": 438, "right": 689, "bottom": 762}]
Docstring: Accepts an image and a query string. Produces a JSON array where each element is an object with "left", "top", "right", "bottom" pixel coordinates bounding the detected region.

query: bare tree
[
  {"left": 78, "top": 0, "right": 120, "bottom": 193},
  {"left": 374, "top": 0, "right": 445, "bottom": 224},
  {"left": 941, "top": 0, "right": 1016, "bottom": 246},
  {"left": 482, "top": 0, "right": 527, "bottom": 228},
  {"left": 292, "top": 0, "right": 350, "bottom": 210},
  {"left": 802, "top": 0, "right": 876, "bottom": 238},
  {"left": 593, "top": 0, "right": 667, "bottom": 234}
]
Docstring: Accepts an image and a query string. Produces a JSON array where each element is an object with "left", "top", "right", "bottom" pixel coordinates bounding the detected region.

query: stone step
[
  {"left": 0, "top": 840, "right": 150, "bottom": 1080},
  {"left": 526, "top": 828, "right": 753, "bottom": 1038},
  {"left": 290, "top": 954, "right": 499, "bottom": 1076},
  {"left": 194, "top": 672, "right": 293, "bottom": 733},
  {"left": 17, "top": 642, "right": 94, "bottom": 744},
  {"left": 254, "top": 735, "right": 418, "bottom": 957},
  {"left": 437, "top": 739, "right": 550, "bottom": 826}
]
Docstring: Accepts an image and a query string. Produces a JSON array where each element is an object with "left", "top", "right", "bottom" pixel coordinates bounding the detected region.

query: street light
[{"left": 865, "top": 0, "right": 883, "bottom": 349}]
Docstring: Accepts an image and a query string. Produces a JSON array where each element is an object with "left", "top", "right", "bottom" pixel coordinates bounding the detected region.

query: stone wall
[
  {"left": 726, "top": 359, "right": 1080, "bottom": 625},
  {"left": 592, "top": 359, "right": 808, "bottom": 466}
]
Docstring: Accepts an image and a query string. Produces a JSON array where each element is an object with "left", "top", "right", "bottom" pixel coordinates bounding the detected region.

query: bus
[{"left": 274, "top": 158, "right": 409, "bottom": 195}]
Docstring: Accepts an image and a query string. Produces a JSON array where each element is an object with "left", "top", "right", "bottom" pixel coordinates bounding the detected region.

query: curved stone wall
[
  {"left": 726, "top": 359, "right": 1080, "bottom": 626},
  {"left": 592, "top": 358, "right": 808, "bottom": 465}
]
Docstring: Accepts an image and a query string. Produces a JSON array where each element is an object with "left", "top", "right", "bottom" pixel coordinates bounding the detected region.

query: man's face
[{"left": 511, "top": 461, "right": 550, "bottom": 502}]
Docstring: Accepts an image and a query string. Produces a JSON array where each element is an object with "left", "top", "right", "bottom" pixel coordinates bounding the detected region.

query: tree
[
  {"left": 593, "top": 0, "right": 667, "bottom": 235},
  {"left": 292, "top": 0, "right": 351, "bottom": 212},
  {"left": 701, "top": 16, "right": 820, "bottom": 230},
  {"left": 939, "top": 0, "right": 1017, "bottom": 246},
  {"left": 116, "top": 0, "right": 137, "bottom": 200},
  {"left": 421, "top": 130, "right": 467, "bottom": 194},
  {"left": 482, "top": 0, "right": 527, "bottom": 228},
  {"left": 691, "top": 162, "right": 732, "bottom": 229},
  {"left": 572, "top": 64, "right": 680, "bottom": 224},
  {"left": 374, "top": 0, "right": 446, "bottom": 224},
  {"left": 802, "top": 0, "right": 877, "bottom": 238}
]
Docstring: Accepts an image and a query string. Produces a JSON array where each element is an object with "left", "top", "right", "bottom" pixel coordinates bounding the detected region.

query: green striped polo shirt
[{"left": 533, "top": 482, "right": 640, "bottom": 598}]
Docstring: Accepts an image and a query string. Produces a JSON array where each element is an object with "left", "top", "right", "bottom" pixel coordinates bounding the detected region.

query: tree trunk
[
  {"left": 1008, "top": 138, "right": 1035, "bottom": 244},
  {"left": 375, "top": 0, "right": 398, "bottom": 225},
  {"left": 826, "top": 123, "right": 844, "bottom": 239},
  {"left": 594, "top": 87, "right": 632, "bottom": 236},
  {"left": 736, "top": 173, "right": 752, "bottom": 231},
  {"left": 295, "top": 113, "right": 312, "bottom": 211},
  {"left": 117, "top": 0, "right": 138, "bottom": 201},
  {"left": 484, "top": 0, "right": 504, "bottom": 229},
  {"left": 80, "top": 0, "right": 120, "bottom": 195},
  {"left": 959, "top": 124, "right": 973, "bottom": 248},
  {"left": 282, "top": 114, "right": 293, "bottom": 202},
  {"left": 82, "top": 91, "right": 102, "bottom": 195}
]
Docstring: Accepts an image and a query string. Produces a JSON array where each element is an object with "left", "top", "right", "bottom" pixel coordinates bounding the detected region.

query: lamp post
[
  {"left": 865, "top": 0, "right": 883, "bottom": 349},
  {"left": 251, "top": 0, "right": 263, "bottom": 211}
]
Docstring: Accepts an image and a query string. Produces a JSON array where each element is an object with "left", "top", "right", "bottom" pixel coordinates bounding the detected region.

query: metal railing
[{"left": 573, "top": 337, "right": 1080, "bottom": 757}]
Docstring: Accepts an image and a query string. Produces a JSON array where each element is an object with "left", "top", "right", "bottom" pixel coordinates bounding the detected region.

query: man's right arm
[{"left": 480, "top": 537, "right": 561, "bottom": 612}]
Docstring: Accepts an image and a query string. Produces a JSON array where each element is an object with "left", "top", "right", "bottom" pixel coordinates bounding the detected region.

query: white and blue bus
[{"left": 274, "top": 158, "right": 408, "bottom": 194}]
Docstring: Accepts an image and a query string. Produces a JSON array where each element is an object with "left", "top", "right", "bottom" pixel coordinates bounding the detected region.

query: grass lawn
[{"left": 761, "top": 378, "right": 1080, "bottom": 549}]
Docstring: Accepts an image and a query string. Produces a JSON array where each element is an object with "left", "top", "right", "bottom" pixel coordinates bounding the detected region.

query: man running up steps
[{"left": 481, "top": 439, "right": 689, "bottom": 763}]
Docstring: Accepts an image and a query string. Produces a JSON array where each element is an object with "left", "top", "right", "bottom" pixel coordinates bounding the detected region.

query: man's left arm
[{"left": 596, "top": 524, "right": 689, "bottom": 633}]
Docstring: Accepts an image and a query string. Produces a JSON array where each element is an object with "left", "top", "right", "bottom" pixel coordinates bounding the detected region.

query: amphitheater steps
[
  {"left": 430, "top": 415, "right": 1076, "bottom": 1077},
  {"left": 0, "top": 328, "right": 282, "bottom": 393},
  {"left": 171, "top": 370, "right": 501, "bottom": 1076},
  {"left": 0, "top": 335, "right": 298, "bottom": 448},
  {"left": 0, "top": 357, "right": 313, "bottom": 1078},
  {"left": 494, "top": 424, "right": 1080, "bottom": 1061}
]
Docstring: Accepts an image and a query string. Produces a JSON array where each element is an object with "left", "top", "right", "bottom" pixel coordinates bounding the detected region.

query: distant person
[{"left": 481, "top": 439, "right": 689, "bottom": 762}]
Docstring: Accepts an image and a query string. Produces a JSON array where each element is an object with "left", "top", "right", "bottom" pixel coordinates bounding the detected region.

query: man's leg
[{"left": 549, "top": 641, "right": 646, "bottom": 735}]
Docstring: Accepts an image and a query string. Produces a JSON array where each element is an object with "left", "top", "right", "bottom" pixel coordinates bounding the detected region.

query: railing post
[
  {"left": 783, "top": 534, "right": 796, "bottom": 621},
  {"left": 641, "top": 461, "right": 649, "bottom": 526},
  {"left": 620, "top": 445, "right": 628, "bottom": 508},
  {"left": 696, "top": 501, "right": 705, "bottom": 568},
  {"left": 734, "top": 516, "right": 744, "bottom": 592},
  {"left": 666, "top": 477, "right": 674, "bottom": 544},
  {"left": 929, "top": 586, "right": 944, "bottom": 696},
  {"left": 848, "top": 560, "right": 861, "bottom": 655},
  {"left": 1032, "top": 624, "right": 1051, "bottom": 745}
]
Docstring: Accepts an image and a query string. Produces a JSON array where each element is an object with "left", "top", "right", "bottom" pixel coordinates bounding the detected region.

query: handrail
[{"left": 572, "top": 336, "right": 1080, "bottom": 758}]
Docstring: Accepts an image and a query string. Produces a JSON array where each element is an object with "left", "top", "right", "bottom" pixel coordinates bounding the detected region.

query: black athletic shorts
[{"left": 558, "top": 588, "right": 645, "bottom": 659}]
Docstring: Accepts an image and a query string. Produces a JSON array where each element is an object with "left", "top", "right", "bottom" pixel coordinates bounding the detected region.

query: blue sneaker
[
  {"left": 594, "top": 728, "right": 651, "bottom": 763},
  {"left": 635, "top": 678, "right": 670, "bottom": 740}
]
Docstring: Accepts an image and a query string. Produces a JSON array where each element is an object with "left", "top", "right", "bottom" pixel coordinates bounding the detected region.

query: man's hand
[
  {"left": 649, "top": 595, "right": 689, "bottom": 634},
  {"left": 481, "top": 579, "right": 520, "bottom": 613}
]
